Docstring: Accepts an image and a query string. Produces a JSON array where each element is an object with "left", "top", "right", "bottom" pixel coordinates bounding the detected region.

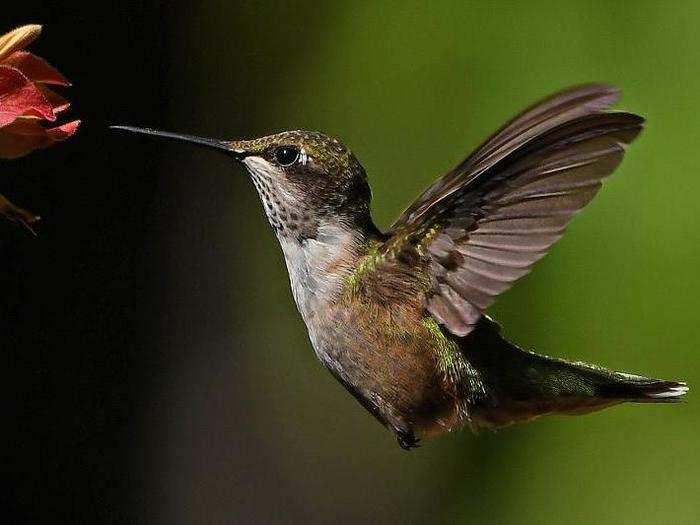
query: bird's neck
[{"left": 276, "top": 218, "right": 380, "bottom": 324}]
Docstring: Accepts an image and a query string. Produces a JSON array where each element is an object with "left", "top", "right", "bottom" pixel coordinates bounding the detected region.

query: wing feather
[
  {"left": 393, "top": 84, "right": 622, "bottom": 228},
  {"left": 380, "top": 84, "right": 644, "bottom": 337}
]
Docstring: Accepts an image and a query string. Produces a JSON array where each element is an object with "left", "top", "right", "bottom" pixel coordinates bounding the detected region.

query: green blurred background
[
  {"left": 161, "top": 2, "right": 699, "bottom": 523},
  {"left": 4, "top": 1, "right": 699, "bottom": 523}
]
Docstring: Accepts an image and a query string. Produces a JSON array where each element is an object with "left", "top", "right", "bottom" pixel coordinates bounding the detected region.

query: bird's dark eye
[{"left": 274, "top": 146, "right": 300, "bottom": 166}]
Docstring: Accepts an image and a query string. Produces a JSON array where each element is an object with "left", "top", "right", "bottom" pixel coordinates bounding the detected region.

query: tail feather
[
  {"left": 460, "top": 319, "right": 689, "bottom": 428},
  {"left": 598, "top": 373, "right": 689, "bottom": 402}
]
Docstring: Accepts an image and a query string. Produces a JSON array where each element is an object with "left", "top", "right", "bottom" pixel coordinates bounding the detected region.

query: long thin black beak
[{"left": 110, "top": 126, "right": 244, "bottom": 158}]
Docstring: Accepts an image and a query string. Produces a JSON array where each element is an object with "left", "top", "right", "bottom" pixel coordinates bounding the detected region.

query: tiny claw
[{"left": 396, "top": 429, "right": 421, "bottom": 451}]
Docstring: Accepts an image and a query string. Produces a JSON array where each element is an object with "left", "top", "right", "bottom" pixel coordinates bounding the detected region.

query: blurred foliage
[{"left": 146, "top": 1, "right": 699, "bottom": 523}]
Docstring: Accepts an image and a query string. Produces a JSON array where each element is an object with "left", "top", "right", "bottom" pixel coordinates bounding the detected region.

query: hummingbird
[{"left": 113, "top": 84, "right": 688, "bottom": 450}]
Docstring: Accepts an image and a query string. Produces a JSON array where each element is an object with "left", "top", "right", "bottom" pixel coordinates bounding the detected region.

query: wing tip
[{"left": 568, "top": 82, "right": 620, "bottom": 106}]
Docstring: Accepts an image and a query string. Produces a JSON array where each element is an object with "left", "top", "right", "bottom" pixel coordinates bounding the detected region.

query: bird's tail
[
  {"left": 460, "top": 319, "right": 688, "bottom": 428},
  {"left": 593, "top": 371, "right": 688, "bottom": 403}
]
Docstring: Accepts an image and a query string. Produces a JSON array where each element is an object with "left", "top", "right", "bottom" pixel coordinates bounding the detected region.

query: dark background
[{"left": 3, "top": 2, "right": 698, "bottom": 524}]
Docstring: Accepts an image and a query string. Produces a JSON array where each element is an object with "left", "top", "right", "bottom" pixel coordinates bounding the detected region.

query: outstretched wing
[{"left": 381, "top": 84, "right": 644, "bottom": 337}]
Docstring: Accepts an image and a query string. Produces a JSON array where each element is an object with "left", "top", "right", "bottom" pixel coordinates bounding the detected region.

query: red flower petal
[
  {"left": 3, "top": 51, "right": 71, "bottom": 86},
  {"left": 39, "top": 84, "right": 70, "bottom": 113},
  {"left": 0, "top": 117, "right": 79, "bottom": 159},
  {"left": 46, "top": 119, "right": 80, "bottom": 140},
  {"left": 0, "top": 65, "right": 55, "bottom": 127}
]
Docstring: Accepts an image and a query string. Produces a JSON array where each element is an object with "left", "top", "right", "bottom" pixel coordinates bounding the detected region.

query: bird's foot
[{"left": 396, "top": 430, "right": 420, "bottom": 451}]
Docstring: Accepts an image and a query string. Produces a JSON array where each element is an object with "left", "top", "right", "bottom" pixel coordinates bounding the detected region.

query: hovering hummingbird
[{"left": 113, "top": 84, "right": 688, "bottom": 449}]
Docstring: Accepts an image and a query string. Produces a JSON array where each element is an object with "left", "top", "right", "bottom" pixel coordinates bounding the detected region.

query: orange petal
[
  {"left": 0, "top": 25, "right": 42, "bottom": 62},
  {"left": 0, "top": 118, "right": 79, "bottom": 159},
  {"left": 3, "top": 51, "right": 71, "bottom": 86},
  {"left": 0, "top": 65, "right": 55, "bottom": 127}
]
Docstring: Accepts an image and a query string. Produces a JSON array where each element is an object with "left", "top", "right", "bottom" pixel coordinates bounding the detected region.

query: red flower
[
  {"left": 0, "top": 24, "right": 79, "bottom": 159},
  {"left": 0, "top": 24, "right": 80, "bottom": 231}
]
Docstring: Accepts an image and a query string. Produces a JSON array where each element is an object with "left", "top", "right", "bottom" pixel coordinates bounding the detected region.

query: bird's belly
[{"left": 306, "top": 308, "right": 461, "bottom": 437}]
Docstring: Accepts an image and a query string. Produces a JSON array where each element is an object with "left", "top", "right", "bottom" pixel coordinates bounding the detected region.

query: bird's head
[{"left": 111, "top": 127, "right": 374, "bottom": 241}]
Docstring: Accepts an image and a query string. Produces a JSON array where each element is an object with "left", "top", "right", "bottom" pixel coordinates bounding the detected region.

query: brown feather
[
  {"left": 393, "top": 84, "right": 622, "bottom": 227},
  {"left": 381, "top": 85, "right": 644, "bottom": 337}
]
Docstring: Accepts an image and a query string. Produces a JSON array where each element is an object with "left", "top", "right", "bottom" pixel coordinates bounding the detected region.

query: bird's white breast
[{"left": 277, "top": 222, "right": 357, "bottom": 326}]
